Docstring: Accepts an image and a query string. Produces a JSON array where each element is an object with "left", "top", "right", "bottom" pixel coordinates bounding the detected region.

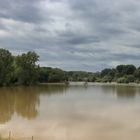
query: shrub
[{"left": 117, "top": 77, "right": 129, "bottom": 83}]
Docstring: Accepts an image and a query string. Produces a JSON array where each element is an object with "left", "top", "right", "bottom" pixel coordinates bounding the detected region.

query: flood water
[{"left": 1, "top": 84, "right": 140, "bottom": 140}]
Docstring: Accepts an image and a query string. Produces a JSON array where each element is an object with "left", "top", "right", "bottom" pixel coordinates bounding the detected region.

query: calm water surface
[{"left": 0, "top": 84, "right": 140, "bottom": 140}]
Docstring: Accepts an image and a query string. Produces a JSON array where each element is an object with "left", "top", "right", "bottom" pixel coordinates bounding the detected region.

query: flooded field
[{"left": 0, "top": 84, "right": 140, "bottom": 140}]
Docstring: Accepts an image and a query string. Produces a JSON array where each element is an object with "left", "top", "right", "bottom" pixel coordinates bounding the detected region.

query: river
[{"left": 0, "top": 84, "right": 140, "bottom": 140}]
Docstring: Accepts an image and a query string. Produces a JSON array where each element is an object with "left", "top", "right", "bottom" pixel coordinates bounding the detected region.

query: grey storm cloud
[
  {"left": 0, "top": 0, "right": 140, "bottom": 71},
  {"left": 0, "top": 0, "right": 45, "bottom": 23}
]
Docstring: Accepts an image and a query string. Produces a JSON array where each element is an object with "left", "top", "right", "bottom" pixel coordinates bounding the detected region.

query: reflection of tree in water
[
  {"left": 0, "top": 89, "right": 14, "bottom": 124},
  {"left": 100, "top": 85, "right": 116, "bottom": 95},
  {"left": 0, "top": 85, "right": 67, "bottom": 124},
  {"left": 101, "top": 85, "right": 136, "bottom": 98},
  {"left": 116, "top": 86, "right": 136, "bottom": 98},
  {"left": 14, "top": 87, "right": 40, "bottom": 120}
]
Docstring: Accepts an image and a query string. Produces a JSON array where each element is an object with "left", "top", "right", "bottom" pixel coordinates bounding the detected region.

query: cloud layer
[{"left": 0, "top": 0, "right": 140, "bottom": 71}]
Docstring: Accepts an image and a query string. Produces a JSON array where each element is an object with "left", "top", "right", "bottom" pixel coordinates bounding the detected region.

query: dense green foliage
[
  {"left": 38, "top": 68, "right": 98, "bottom": 83},
  {"left": 0, "top": 48, "right": 140, "bottom": 86},
  {"left": 0, "top": 49, "right": 39, "bottom": 86},
  {"left": 38, "top": 65, "right": 140, "bottom": 84},
  {"left": 39, "top": 67, "right": 66, "bottom": 83},
  {"left": 16, "top": 52, "right": 39, "bottom": 85},
  {"left": 99, "top": 65, "right": 137, "bottom": 83},
  {"left": 0, "top": 49, "right": 14, "bottom": 86}
]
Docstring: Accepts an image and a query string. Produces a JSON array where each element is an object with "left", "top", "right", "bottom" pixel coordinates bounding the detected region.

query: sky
[{"left": 0, "top": 0, "right": 140, "bottom": 72}]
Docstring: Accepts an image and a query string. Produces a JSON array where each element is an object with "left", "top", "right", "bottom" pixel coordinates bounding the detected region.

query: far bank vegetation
[{"left": 0, "top": 48, "right": 140, "bottom": 86}]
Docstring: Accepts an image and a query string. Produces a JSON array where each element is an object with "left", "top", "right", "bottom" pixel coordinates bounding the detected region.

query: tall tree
[
  {"left": 116, "top": 65, "right": 136, "bottom": 76},
  {"left": 16, "top": 51, "right": 39, "bottom": 85},
  {"left": 101, "top": 68, "right": 112, "bottom": 77},
  {"left": 0, "top": 48, "right": 13, "bottom": 86}
]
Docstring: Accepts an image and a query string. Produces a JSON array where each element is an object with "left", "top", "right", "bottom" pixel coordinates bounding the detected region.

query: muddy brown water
[{"left": 0, "top": 84, "right": 140, "bottom": 140}]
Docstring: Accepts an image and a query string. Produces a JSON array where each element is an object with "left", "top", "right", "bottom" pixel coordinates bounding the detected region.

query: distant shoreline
[{"left": 39, "top": 82, "right": 140, "bottom": 87}]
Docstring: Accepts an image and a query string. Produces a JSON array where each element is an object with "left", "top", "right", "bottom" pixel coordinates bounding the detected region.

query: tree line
[
  {"left": 1, "top": 48, "right": 140, "bottom": 86},
  {"left": 97, "top": 65, "right": 139, "bottom": 83},
  {"left": 39, "top": 65, "right": 140, "bottom": 84}
]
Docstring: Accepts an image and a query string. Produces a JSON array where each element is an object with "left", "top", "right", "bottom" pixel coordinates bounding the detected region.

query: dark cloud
[
  {"left": 0, "top": 0, "right": 140, "bottom": 71},
  {"left": 57, "top": 31, "right": 100, "bottom": 45},
  {"left": 0, "top": 0, "right": 46, "bottom": 23}
]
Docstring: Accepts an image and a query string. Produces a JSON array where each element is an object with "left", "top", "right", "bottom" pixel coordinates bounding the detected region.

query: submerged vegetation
[{"left": 0, "top": 48, "right": 140, "bottom": 86}]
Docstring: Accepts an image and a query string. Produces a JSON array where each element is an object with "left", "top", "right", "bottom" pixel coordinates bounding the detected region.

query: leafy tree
[
  {"left": 101, "top": 68, "right": 112, "bottom": 77},
  {"left": 16, "top": 51, "right": 39, "bottom": 85},
  {"left": 38, "top": 67, "right": 49, "bottom": 83},
  {"left": 108, "top": 69, "right": 116, "bottom": 77},
  {"left": 0, "top": 48, "right": 14, "bottom": 86},
  {"left": 38, "top": 67, "right": 67, "bottom": 83},
  {"left": 116, "top": 65, "right": 136, "bottom": 77},
  {"left": 116, "top": 65, "right": 125, "bottom": 75},
  {"left": 48, "top": 68, "right": 66, "bottom": 82},
  {"left": 134, "top": 67, "right": 140, "bottom": 81},
  {"left": 125, "top": 65, "right": 136, "bottom": 75}
]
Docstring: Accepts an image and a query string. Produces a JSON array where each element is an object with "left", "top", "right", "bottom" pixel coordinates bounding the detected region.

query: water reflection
[
  {"left": 115, "top": 86, "right": 137, "bottom": 98},
  {"left": 101, "top": 85, "right": 140, "bottom": 98},
  {"left": 0, "top": 85, "right": 67, "bottom": 124},
  {"left": 1, "top": 85, "right": 140, "bottom": 140},
  {"left": 1, "top": 84, "right": 140, "bottom": 125}
]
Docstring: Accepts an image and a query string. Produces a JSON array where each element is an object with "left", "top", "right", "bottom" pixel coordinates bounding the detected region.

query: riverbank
[{"left": 39, "top": 82, "right": 140, "bottom": 87}]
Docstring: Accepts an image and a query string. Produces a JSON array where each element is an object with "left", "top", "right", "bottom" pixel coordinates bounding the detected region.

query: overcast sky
[{"left": 0, "top": 0, "right": 140, "bottom": 71}]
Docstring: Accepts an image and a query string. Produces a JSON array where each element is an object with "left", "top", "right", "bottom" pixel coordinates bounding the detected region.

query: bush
[
  {"left": 91, "top": 76, "right": 96, "bottom": 82},
  {"left": 95, "top": 78, "right": 102, "bottom": 82},
  {"left": 126, "top": 75, "right": 135, "bottom": 83},
  {"left": 117, "top": 77, "right": 129, "bottom": 83},
  {"left": 102, "top": 75, "right": 113, "bottom": 83}
]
